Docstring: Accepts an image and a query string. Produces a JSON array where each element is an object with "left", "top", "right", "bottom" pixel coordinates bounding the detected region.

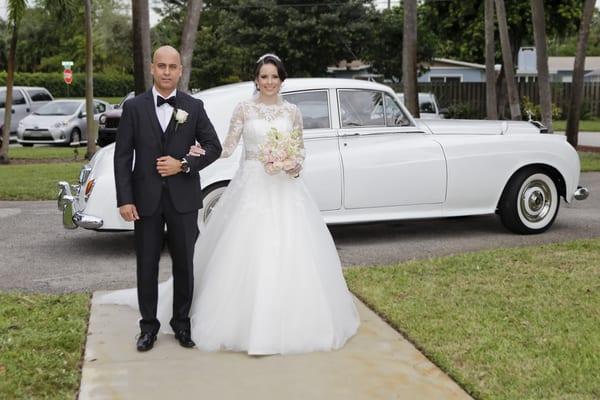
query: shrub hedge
[{"left": 0, "top": 72, "right": 133, "bottom": 97}]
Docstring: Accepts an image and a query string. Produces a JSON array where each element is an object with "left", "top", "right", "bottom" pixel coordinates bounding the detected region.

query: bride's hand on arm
[{"left": 187, "top": 144, "right": 206, "bottom": 156}]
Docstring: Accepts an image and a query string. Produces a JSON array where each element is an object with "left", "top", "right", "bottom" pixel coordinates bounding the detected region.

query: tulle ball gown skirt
[{"left": 184, "top": 160, "right": 359, "bottom": 355}]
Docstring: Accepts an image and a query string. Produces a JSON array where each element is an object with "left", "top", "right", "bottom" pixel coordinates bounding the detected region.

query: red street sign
[{"left": 64, "top": 69, "right": 73, "bottom": 85}]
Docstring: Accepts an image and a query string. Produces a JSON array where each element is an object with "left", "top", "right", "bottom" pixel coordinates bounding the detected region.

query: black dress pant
[{"left": 134, "top": 185, "right": 199, "bottom": 334}]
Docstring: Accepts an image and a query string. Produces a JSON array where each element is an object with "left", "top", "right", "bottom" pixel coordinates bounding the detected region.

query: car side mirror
[{"left": 79, "top": 112, "right": 86, "bottom": 118}]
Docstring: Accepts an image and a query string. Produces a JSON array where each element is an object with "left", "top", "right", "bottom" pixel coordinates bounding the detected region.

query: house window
[{"left": 430, "top": 76, "right": 462, "bottom": 83}]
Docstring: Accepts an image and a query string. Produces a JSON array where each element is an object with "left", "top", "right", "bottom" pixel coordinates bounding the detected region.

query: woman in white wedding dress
[{"left": 103, "top": 54, "right": 359, "bottom": 355}]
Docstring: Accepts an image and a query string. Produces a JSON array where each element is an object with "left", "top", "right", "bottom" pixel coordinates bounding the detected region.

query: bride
[{"left": 104, "top": 54, "right": 359, "bottom": 355}]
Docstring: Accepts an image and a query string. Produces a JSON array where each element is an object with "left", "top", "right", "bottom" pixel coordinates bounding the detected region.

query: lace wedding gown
[{"left": 101, "top": 97, "right": 360, "bottom": 355}]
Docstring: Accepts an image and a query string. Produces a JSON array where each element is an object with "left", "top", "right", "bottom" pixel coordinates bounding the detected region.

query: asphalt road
[{"left": 1, "top": 172, "right": 598, "bottom": 294}]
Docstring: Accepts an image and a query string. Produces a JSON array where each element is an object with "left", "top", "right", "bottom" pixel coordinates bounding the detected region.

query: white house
[
  {"left": 418, "top": 58, "right": 487, "bottom": 83},
  {"left": 517, "top": 46, "right": 600, "bottom": 82}
]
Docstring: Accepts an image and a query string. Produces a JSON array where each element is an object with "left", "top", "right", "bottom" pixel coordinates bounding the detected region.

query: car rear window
[
  {"left": 27, "top": 89, "right": 53, "bottom": 102},
  {"left": 283, "top": 91, "right": 330, "bottom": 129}
]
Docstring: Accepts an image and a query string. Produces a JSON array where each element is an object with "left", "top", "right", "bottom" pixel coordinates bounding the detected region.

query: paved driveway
[{"left": 1, "top": 172, "right": 598, "bottom": 293}]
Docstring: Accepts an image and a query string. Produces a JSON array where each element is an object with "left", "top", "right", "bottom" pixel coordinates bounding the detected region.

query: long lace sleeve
[
  {"left": 292, "top": 105, "right": 305, "bottom": 163},
  {"left": 220, "top": 102, "right": 245, "bottom": 158}
]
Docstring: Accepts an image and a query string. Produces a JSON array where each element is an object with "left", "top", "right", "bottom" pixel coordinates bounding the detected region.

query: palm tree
[
  {"left": 0, "top": 0, "right": 26, "bottom": 165},
  {"left": 566, "top": 0, "right": 595, "bottom": 148},
  {"left": 530, "top": 0, "right": 553, "bottom": 132},
  {"left": 179, "top": 0, "right": 204, "bottom": 93},
  {"left": 132, "top": 0, "right": 152, "bottom": 95},
  {"left": 402, "top": 0, "right": 419, "bottom": 118},
  {"left": 485, "top": 0, "right": 498, "bottom": 119},
  {"left": 495, "top": 0, "right": 521, "bottom": 120},
  {"left": 84, "top": 0, "right": 96, "bottom": 159}
]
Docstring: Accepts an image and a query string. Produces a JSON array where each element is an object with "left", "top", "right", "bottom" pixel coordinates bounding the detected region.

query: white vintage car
[{"left": 58, "top": 78, "right": 589, "bottom": 235}]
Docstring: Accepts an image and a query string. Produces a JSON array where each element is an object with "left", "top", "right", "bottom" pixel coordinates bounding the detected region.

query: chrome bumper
[
  {"left": 574, "top": 186, "right": 590, "bottom": 201},
  {"left": 57, "top": 181, "right": 104, "bottom": 229}
]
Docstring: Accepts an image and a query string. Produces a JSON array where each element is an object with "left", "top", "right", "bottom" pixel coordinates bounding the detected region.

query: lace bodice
[{"left": 221, "top": 97, "right": 305, "bottom": 161}]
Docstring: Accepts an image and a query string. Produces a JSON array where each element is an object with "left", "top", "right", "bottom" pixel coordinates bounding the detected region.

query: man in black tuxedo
[{"left": 114, "top": 46, "right": 222, "bottom": 351}]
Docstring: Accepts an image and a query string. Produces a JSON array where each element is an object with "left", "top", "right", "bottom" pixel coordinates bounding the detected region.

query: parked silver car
[
  {"left": 16, "top": 99, "right": 110, "bottom": 146},
  {"left": 0, "top": 86, "right": 54, "bottom": 140}
]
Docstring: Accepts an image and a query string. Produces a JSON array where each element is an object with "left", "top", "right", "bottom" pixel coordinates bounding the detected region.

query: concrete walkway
[
  {"left": 556, "top": 131, "right": 600, "bottom": 149},
  {"left": 79, "top": 292, "right": 472, "bottom": 400}
]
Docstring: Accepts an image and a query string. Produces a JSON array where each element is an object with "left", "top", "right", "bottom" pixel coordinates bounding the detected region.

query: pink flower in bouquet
[{"left": 258, "top": 127, "right": 304, "bottom": 177}]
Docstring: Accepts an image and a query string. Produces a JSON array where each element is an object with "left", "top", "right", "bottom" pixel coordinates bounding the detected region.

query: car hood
[
  {"left": 416, "top": 119, "right": 542, "bottom": 135},
  {"left": 22, "top": 114, "right": 74, "bottom": 127},
  {"left": 102, "top": 109, "right": 123, "bottom": 118}
]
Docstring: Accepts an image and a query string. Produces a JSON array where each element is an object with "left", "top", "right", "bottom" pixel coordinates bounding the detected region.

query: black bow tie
[{"left": 157, "top": 96, "right": 176, "bottom": 108}]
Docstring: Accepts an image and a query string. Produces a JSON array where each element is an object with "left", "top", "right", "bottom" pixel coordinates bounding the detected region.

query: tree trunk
[
  {"left": 531, "top": 0, "right": 553, "bottom": 132},
  {"left": 179, "top": 0, "right": 203, "bottom": 93},
  {"left": 402, "top": 0, "right": 419, "bottom": 118},
  {"left": 84, "top": 0, "right": 96, "bottom": 160},
  {"left": 566, "top": 0, "right": 595, "bottom": 148},
  {"left": 485, "top": 0, "right": 498, "bottom": 119},
  {"left": 132, "top": 0, "right": 152, "bottom": 95},
  {"left": 495, "top": 0, "right": 521, "bottom": 120},
  {"left": 496, "top": 67, "right": 507, "bottom": 119},
  {"left": 0, "top": 22, "right": 18, "bottom": 164}
]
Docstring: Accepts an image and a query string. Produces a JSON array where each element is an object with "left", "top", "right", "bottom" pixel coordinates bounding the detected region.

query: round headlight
[{"left": 99, "top": 115, "right": 107, "bottom": 125}]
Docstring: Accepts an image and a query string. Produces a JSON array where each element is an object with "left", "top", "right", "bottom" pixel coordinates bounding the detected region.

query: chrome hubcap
[{"left": 520, "top": 179, "right": 552, "bottom": 222}]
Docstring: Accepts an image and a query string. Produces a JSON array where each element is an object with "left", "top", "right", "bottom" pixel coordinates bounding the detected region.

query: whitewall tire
[{"left": 498, "top": 169, "right": 560, "bottom": 234}]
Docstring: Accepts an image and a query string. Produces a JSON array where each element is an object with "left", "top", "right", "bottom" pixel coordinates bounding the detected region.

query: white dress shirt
[{"left": 152, "top": 86, "right": 177, "bottom": 132}]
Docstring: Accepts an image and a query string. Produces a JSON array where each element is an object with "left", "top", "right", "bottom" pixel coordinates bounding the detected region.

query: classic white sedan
[{"left": 58, "top": 78, "right": 589, "bottom": 235}]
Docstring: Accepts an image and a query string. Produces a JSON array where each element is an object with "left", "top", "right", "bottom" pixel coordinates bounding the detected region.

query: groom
[{"left": 114, "top": 46, "right": 222, "bottom": 351}]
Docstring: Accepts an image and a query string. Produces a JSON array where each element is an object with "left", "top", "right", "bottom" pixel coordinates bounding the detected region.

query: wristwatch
[{"left": 180, "top": 158, "right": 190, "bottom": 173}]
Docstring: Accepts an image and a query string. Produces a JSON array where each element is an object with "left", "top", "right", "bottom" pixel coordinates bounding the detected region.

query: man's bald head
[
  {"left": 152, "top": 45, "right": 181, "bottom": 64},
  {"left": 151, "top": 45, "right": 183, "bottom": 95}
]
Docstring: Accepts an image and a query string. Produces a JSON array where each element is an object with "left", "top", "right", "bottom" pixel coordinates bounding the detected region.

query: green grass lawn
[
  {"left": 580, "top": 151, "right": 600, "bottom": 172},
  {"left": 0, "top": 162, "right": 82, "bottom": 200},
  {"left": 0, "top": 293, "right": 90, "bottom": 399},
  {"left": 9, "top": 146, "right": 85, "bottom": 161},
  {"left": 344, "top": 239, "right": 600, "bottom": 400},
  {"left": 553, "top": 119, "right": 600, "bottom": 132}
]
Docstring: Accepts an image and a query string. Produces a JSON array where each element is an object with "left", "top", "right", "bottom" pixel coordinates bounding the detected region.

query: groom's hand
[
  {"left": 156, "top": 156, "right": 182, "bottom": 177},
  {"left": 119, "top": 204, "right": 139, "bottom": 222}
]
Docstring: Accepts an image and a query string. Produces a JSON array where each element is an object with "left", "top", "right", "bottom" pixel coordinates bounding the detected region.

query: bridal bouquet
[{"left": 258, "top": 127, "right": 304, "bottom": 176}]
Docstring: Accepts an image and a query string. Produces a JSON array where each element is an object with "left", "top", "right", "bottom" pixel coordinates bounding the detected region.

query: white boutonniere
[{"left": 175, "top": 109, "right": 189, "bottom": 125}]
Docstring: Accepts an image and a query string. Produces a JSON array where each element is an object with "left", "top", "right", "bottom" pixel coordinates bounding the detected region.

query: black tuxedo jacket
[{"left": 114, "top": 89, "right": 222, "bottom": 216}]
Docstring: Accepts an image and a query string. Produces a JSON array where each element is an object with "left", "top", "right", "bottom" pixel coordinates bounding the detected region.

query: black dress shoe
[
  {"left": 136, "top": 331, "right": 157, "bottom": 352},
  {"left": 174, "top": 330, "right": 195, "bottom": 348}
]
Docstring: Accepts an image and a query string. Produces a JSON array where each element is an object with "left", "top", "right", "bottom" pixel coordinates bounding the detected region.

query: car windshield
[{"left": 34, "top": 101, "right": 80, "bottom": 116}]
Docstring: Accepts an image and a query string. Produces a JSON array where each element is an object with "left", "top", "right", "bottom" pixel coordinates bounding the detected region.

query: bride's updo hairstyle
[{"left": 254, "top": 53, "right": 287, "bottom": 85}]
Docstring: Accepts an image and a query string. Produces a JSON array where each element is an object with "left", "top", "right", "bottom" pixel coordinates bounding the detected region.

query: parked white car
[
  {"left": 397, "top": 92, "right": 444, "bottom": 119},
  {"left": 58, "top": 78, "right": 588, "bottom": 235}
]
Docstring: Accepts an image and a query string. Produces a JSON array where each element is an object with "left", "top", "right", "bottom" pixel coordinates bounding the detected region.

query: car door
[
  {"left": 337, "top": 89, "right": 447, "bottom": 209},
  {"left": 10, "top": 89, "right": 30, "bottom": 133},
  {"left": 283, "top": 89, "right": 342, "bottom": 211},
  {"left": 26, "top": 88, "right": 53, "bottom": 113}
]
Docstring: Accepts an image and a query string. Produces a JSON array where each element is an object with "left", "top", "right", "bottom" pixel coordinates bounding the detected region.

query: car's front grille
[
  {"left": 104, "top": 118, "right": 119, "bottom": 129},
  {"left": 24, "top": 130, "right": 53, "bottom": 140}
]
